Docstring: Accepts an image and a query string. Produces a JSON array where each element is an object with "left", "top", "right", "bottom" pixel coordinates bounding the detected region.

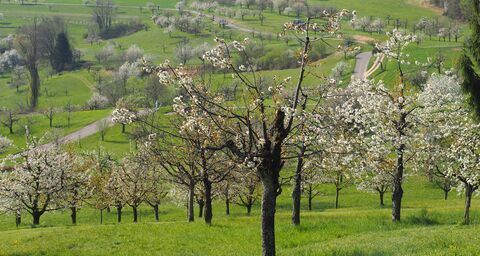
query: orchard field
[
  {"left": 0, "top": 0, "right": 479, "bottom": 255},
  {"left": 0, "top": 176, "right": 479, "bottom": 255}
]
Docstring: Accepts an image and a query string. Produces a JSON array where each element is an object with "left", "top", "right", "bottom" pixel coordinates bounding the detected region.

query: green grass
[
  {"left": 199, "top": 0, "right": 443, "bottom": 36},
  {"left": 372, "top": 41, "right": 462, "bottom": 85},
  {"left": 76, "top": 106, "right": 173, "bottom": 156},
  {"left": 0, "top": 176, "right": 478, "bottom": 255},
  {"left": 0, "top": 109, "right": 112, "bottom": 157},
  {"left": 0, "top": 70, "right": 94, "bottom": 110}
]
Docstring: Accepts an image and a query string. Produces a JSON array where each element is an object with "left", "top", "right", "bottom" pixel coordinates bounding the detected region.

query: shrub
[{"left": 86, "top": 93, "right": 109, "bottom": 110}]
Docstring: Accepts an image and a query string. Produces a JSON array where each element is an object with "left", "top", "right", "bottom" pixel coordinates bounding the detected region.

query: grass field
[
  {"left": 0, "top": 70, "right": 94, "bottom": 110},
  {"left": 0, "top": 176, "right": 478, "bottom": 255},
  {"left": 0, "top": 109, "right": 112, "bottom": 157}
]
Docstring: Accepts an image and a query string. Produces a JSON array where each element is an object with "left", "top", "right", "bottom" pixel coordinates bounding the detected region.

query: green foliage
[
  {"left": 459, "top": 53, "right": 480, "bottom": 117},
  {"left": 460, "top": 0, "right": 480, "bottom": 117}
]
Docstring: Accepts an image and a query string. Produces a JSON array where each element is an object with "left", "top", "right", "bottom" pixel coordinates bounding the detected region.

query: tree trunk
[
  {"left": 70, "top": 207, "right": 77, "bottom": 225},
  {"left": 116, "top": 205, "right": 122, "bottom": 223},
  {"left": 153, "top": 204, "right": 159, "bottom": 222},
  {"left": 32, "top": 210, "right": 41, "bottom": 225},
  {"left": 392, "top": 159, "right": 404, "bottom": 221},
  {"left": 188, "top": 182, "right": 195, "bottom": 222},
  {"left": 29, "top": 66, "right": 40, "bottom": 110},
  {"left": 292, "top": 148, "right": 304, "bottom": 225},
  {"left": 464, "top": 183, "right": 474, "bottom": 225},
  {"left": 204, "top": 178, "right": 213, "bottom": 225},
  {"left": 335, "top": 188, "right": 340, "bottom": 209},
  {"left": 8, "top": 112, "right": 14, "bottom": 134},
  {"left": 247, "top": 204, "right": 252, "bottom": 215},
  {"left": 261, "top": 178, "right": 277, "bottom": 256},
  {"left": 100, "top": 209, "right": 103, "bottom": 224},
  {"left": 132, "top": 206, "right": 138, "bottom": 223},
  {"left": 225, "top": 197, "right": 230, "bottom": 216},
  {"left": 15, "top": 213, "right": 21, "bottom": 227},
  {"left": 198, "top": 199, "right": 204, "bottom": 218},
  {"left": 380, "top": 191, "right": 385, "bottom": 207},
  {"left": 121, "top": 123, "right": 126, "bottom": 133},
  {"left": 308, "top": 188, "right": 313, "bottom": 211},
  {"left": 444, "top": 189, "right": 449, "bottom": 200}
]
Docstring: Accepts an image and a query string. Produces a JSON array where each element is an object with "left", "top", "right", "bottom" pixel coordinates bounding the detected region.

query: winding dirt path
[{"left": 353, "top": 52, "right": 373, "bottom": 79}]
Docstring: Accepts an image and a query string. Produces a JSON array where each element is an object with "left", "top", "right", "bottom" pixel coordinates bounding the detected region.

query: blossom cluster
[
  {"left": 112, "top": 108, "right": 136, "bottom": 125},
  {"left": 375, "top": 29, "right": 417, "bottom": 65},
  {"left": 283, "top": 9, "right": 356, "bottom": 35}
]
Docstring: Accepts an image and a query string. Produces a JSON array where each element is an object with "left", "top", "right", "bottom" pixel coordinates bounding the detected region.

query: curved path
[{"left": 353, "top": 52, "right": 373, "bottom": 79}]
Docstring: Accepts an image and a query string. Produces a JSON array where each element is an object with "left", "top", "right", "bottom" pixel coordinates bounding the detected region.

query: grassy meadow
[{"left": 0, "top": 176, "right": 478, "bottom": 255}]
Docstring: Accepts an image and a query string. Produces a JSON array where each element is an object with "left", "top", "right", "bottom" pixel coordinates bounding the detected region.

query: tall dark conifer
[
  {"left": 460, "top": 0, "right": 480, "bottom": 117},
  {"left": 52, "top": 32, "right": 73, "bottom": 72}
]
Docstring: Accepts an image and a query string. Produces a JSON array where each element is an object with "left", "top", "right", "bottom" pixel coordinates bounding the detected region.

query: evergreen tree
[
  {"left": 52, "top": 32, "right": 73, "bottom": 72},
  {"left": 460, "top": 0, "right": 480, "bottom": 117}
]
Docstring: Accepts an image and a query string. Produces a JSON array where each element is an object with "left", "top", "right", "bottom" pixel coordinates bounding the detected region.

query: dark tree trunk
[
  {"left": 188, "top": 182, "right": 195, "bottom": 222},
  {"left": 392, "top": 156, "right": 404, "bottom": 221},
  {"left": 121, "top": 123, "right": 126, "bottom": 133},
  {"left": 226, "top": 197, "right": 230, "bottom": 216},
  {"left": 380, "top": 191, "right": 385, "bottom": 207},
  {"left": 132, "top": 206, "right": 138, "bottom": 223},
  {"left": 292, "top": 147, "right": 304, "bottom": 225},
  {"left": 15, "top": 213, "right": 21, "bottom": 227},
  {"left": 464, "top": 183, "right": 474, "bottom": 225},
  {"left": 247, "top": 204, "right": 252, "bottom": 215},
  {"left": 70, "top": 207, "right": 77, "bottom": 225},
  {"left": 444, "top": 189, "right": 449, "bottom": 200},
  {"left": 116, "top": 205, "right": 122, "bottom": 223},
  {"left": 261, "top": 177, "right": 277, "bottom": 256},
  {"left": 203, "top": 178, "right": 213, "bottom": 225},
  {"left": 29, "top": 66, "right": 40, "bottom": 110},
  {"left": 335, "top": 188, "right": 340, "bottom": 209},
  {"left": 392, "top": 109, "right": 406, "bottom": 222},
  {"left": 198, "top": 199, "right": 204, "bottom": 218},
  {"left": 7, "top": 112, "right": 14, "bottom": 134},
  {"left": 308, "top": 188, "right": 313, "bottom": 211},
  {"left": 32, "top": 210, "right": 41, "bottom": 225},
  {"left": 100, "top": 209, "right": 103, "bottom": 224},
  {"left": 153, "top": 204, "right": 159, "bottom": 222}
]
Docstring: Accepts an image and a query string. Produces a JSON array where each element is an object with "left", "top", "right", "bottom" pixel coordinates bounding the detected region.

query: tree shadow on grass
[
  {"left": 104, "top": 140, "right": 129, "bottom": 144},
  {"left": 276, "top": 200, "right": 332, "bottom": 213},
  {"left": 403, "top": 208, "right": 439, "bottom": 226},
  {"left": 331, "top": 249, "right": 391, "bottom": 256}
]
